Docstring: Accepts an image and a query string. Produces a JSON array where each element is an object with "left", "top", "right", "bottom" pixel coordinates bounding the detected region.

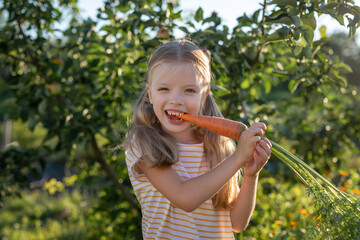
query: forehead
[{"left": 149, "top": 62, "right": 203, "bottom": 86}]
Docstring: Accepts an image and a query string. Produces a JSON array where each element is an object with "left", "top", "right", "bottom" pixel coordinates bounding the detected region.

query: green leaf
[
  {"left": 287, "top": 7, "right": 298, "bottom": 16},
  {"left": 171, "top": 10, "right": 182, "bottom": 19},
  {"left": 260, "top": 31, "right": 283, "bottom": 44},
  {"left": 0, "top": 98, "right": 19, "bottom": 118},
  {"left": 38, "top": 99, "right": 47, "bottom": 116},
  {"left": 290, "top": 15, "right": 301, "bottom": 27},
  {"left": 249, "top": 86, "right": 259, "bottom": 97},
  {"left": 321, "top": 2, "right": 339, "bottom": 10},
  {"left": 292, "top": 45, "right": 303, "bottom": 56},
  {"left": 333, "top": 63, "right": 353, "bottom": 73},
  {"left": 269, "top": 15, "right": 293, "bottom": 25},
  {"left": 240, "top": 78, "right": 250, "bottom": 89},
  {"left": 336, "top": 75, "right": 348, "bottom": 87},
  {"left": 279, "top": 26, "right": 290, "bottom": 37},
  {"left": 298, "top": 25, "right": 314, "bottom": 48},
  {"left": 194, "top": 7, "right": 203, "bottom": 22},
  {"left": 212, "top": 52, "right": 229, "bottom": 74},
  {"left": 319, "top": 25, "right": 327, "bottom": 38},
  {"left": 28, "top": 116, "right": 38, "bottom": 131},
  {"left": 261, "top": 75, "right": 272, "bottom": 94},
  {"left": 301, "top": 13, "right": 317, "bottom": 30},
  {"left": 329, "top": 12, "right": 345, "bottom": 25},
  {"left": 288, "top": 79, "right": 296, "bottom": 91},
  {"left": 269, "top": 0, "right": 297, "bottom": 7},
  {"left": 179, "top": 26, "right": 189, "bottom": 34},
  {"left": 210, "top": 83, "right": 230, "bottom": 92},
  {"left": 25, "top": 8, "right": 36, "bottom": 18},
  {"left": 252, "top": 9, "right": 261, "bottom": 22}
]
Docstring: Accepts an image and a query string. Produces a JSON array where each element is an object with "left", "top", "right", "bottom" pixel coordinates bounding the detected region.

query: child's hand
[
  {"left": 244, "top": 137, "right": 272, "bottom": 177},
  {"left": 234, "top": 122, "right": 267, "bottom": 164}
]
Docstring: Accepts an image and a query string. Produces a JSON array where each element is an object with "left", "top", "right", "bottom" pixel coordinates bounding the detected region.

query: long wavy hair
[{"left": 123, "top": 39, "right": 239, "bottom": 209}]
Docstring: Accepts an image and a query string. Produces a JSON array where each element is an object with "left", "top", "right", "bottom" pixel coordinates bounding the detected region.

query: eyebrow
[
  {"left": 184, "top": 84, "right": 201, "bottom": 89},
  {"left": 155, "top": 83, "right": 202, "bottom": 89}
]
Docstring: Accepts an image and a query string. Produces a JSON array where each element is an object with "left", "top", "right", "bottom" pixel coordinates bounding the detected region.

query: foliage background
[{"left": 0, "top": 0, "right": 360, "bottom": 239}]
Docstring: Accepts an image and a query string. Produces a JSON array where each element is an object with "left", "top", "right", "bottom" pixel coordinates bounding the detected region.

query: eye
[
  {"left": 185, "top": 89, "right": 196, "bottom": 93},
  {"left": 158, "top": 87, "right": 169, "bottom": 91}
]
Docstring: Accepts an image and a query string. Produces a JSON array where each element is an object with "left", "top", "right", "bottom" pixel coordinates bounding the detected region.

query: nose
[{"left": 169, "top": 91, "right": 184, "bottom": 105}]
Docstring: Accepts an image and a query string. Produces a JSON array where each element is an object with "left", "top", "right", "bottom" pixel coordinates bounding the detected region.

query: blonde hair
[{"left": 123, "top": 39, "right": 239, "bottom": 209}]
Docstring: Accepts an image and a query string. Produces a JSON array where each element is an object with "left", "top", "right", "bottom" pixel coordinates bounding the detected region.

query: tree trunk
[{"left": 90, "top": 139, "right": 142, "bottom": 230}]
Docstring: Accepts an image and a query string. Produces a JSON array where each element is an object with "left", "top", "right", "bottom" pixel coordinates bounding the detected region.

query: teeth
[{"left": 167, "top": 111, "right": 184, "bottom": 116}]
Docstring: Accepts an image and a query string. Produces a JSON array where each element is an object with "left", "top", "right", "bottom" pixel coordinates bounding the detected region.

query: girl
[{"left": 123, "top": 39, "right": 272, "bottom": 239}]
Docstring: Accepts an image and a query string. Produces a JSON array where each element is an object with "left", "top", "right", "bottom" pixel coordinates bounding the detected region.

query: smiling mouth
[{"left": 165, "top": 110, "right": 184, "bottom": 120}]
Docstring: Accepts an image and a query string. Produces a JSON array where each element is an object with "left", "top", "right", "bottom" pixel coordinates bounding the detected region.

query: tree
[
  {"left": 1, "top": 0, "right": 359, "bottom": 239},
  {"left": 327, "top": 32, "right": 360, "bottom": 86}
]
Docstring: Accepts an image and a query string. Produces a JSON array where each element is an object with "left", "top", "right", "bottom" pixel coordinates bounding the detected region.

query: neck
[{"left": 172, "top": 130, "right": 201, "bottom": 144}]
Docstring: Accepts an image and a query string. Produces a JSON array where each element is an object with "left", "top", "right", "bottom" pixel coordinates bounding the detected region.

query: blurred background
[{"left": 1, "top": 0, "right": 359, "bottom": 239}]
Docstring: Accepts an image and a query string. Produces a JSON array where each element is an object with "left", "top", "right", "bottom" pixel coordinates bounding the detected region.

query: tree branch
[
  {"left": 3, "top": 52, "right": 33, "bottom": 65},
  {"left": 255, "top": 0, "right": 268, "bottom": 64},
  {"left": 90, "top": 139, "right": 142, "bottom": 227},
  {"left": 260, "top": 0, "right": 267, "bottom": 37},
  {"left": 17, "top": 20, "right": 37, "bottom": 66},
  {"left": 239, "top": 0, "right": 267, "bottom": 67}
]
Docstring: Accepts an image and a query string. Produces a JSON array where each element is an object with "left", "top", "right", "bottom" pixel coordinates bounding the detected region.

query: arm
[
  {"left": 230, "top": 137, "right": 272, "bottom": 232},
  {"left": 141, "top": 125, "right": 266, "bottom": 212},
  {"left": 143, "top": 152, "right": 245, "bottom": 212}
]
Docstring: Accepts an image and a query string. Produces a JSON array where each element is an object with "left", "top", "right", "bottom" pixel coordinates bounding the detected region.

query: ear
[{"left": 146, "top": 84, "right": 153, "bottom": 104}]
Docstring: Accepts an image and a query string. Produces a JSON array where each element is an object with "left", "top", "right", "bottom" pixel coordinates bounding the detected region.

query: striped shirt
[{"left": 125, "top": 142, "right": 235, "bottom": 239}]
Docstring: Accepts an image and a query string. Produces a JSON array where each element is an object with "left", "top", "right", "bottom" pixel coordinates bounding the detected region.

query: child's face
[{"left": 147, "top": 62, "right": 209, "bottom": 143}]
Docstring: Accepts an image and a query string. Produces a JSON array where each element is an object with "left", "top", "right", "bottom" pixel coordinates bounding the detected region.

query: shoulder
[
  {"left": 125, "top": 138, "right": 142, "bottom": 168},
  {"left": 125, "top": 137, "right": 141, "bottom": 157}
]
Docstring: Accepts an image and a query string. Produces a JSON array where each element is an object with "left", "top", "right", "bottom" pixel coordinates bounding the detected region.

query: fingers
[
  {"left": 250, "top": 122, "right": 267, "bottom": 131},
  {"left": 236, "top": 122, "right": 270, "bottom": 164},
  {"left": 244, "top": 133, "right": 272, "bottom": 176},
  {"left": 245, "top": 127, "right": 265, "bottom": 142},
  {"left": 251, "top": 135, "right": 262, "bottom": 143},
  {"left": 249, "top": 127, "right": 265, "bottom": 137},
  {"left": 252, "top": 138, "right": 272, "bottom": 161},
  {"left": 258, "top": 138, "right": 272, "bottom": 156},
  {"left": 243, "top": 123, "right": 268, "bottom": 146},
  {"left": 247, "top": 122, "right": 267, "bottom": 137},
  {"left": 261, "top": 137, "right": 272, "bottom": 147},
  {"left": 255, "top": 144, "right": 268, "bottom": 160}
]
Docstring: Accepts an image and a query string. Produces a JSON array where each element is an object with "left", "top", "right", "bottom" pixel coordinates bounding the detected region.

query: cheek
[
  {"left": 152, "top": 104, "right": 163, "bottom": 120},
  {"left": 153, "top": 94, "right": 166, "bottom": 105},
  {"left": 186, "top": 95, "right": 203, "bottom": 112},
  {"left": 152, "top": 95, "right": 166, "bottom": 112}
]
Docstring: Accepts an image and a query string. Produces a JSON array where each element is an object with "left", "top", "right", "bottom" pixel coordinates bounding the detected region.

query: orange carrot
[{"left": 177, "top": 114, "right": 246, "bottom": 140}]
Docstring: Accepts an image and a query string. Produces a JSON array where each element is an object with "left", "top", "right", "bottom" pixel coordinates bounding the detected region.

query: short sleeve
[{"left": 125, "top": 141, "right": 147, "bottom": 182}]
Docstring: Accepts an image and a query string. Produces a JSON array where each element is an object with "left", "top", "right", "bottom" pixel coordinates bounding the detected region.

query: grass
[
  {"left": 0, "top": 190, "right": 91, "bottom": 240},
  {"left": 0, "top": 187, "right": 142, "bottom": 240},
  {"left": 3, "top": 183, "right": 316, "bottom": 240}
]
